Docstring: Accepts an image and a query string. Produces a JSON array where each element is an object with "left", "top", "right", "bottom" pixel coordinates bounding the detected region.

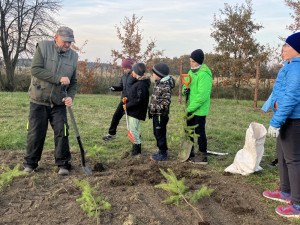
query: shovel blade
[
  {"left": 128, "top": 131, "right": 135, "bottom": 144},
  {"left": 83, "top": 166, "right": 92, "bottom": 176},
  {"left": 178, "top": 141, "right": 193, "bottom": 162}
]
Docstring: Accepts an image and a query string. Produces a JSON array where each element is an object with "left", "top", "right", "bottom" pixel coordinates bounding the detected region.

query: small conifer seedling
[
  {"left": 0, "top": 164, "right": 27, "bottom": 191},
  {"left": 74, "top": 179, "right": 111, "bottom": 225},
  {"left": 155, "top": 168, "right": 213, "bottom": 223}
]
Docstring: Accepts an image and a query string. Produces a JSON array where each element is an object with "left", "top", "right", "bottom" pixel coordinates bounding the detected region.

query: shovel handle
[
  {"left": 122, "top": 97, "right": 127, "bottom": 105},
  {"left": 181, "top": 74, "right": 192, "bottom": 89}
]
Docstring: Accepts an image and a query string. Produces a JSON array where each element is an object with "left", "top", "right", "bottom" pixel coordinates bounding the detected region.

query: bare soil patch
[{"left": 0, "top": 150, "right": 291, "bottom": 225}]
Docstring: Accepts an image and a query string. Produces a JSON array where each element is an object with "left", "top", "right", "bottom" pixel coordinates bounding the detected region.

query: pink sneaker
[
  {"left": 263, "top": 187, "right": 291, "bottom": 203},
  {"left": 275, "top": 203, "right": 300, "bottom": 218}
]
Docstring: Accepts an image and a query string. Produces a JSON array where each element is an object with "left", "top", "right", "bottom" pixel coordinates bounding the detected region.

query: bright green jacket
[{"left": 182, "top": 64, "right": 212, "bottom": 116}]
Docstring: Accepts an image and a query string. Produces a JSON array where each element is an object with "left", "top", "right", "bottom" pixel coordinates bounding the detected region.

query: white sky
[{"left": 57, "top": 0, "right": 293, "bottom": 63}]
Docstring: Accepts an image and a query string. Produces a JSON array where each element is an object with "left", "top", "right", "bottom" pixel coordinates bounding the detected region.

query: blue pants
[{"left": 24, "top": 102, "right": 71, "bottom": 169}]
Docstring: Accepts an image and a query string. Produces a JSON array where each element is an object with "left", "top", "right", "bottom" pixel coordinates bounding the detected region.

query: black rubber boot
[{"left": 131, "top": 144, "right": 141, "bottom": 156}]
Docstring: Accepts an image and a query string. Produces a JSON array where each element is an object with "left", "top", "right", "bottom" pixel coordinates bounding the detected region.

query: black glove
[{"left": 184, "top": 88, "right": 190, "bottom": 95}]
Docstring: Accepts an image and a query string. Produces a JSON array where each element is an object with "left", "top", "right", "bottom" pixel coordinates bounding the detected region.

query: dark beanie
[
  {"left": 286, "top": 32, "right": 300, "bottom": 54},
  {"left": 121, "top": 58, "right": 134, "bottom": 69},
  {"left": 190, "top": 49, "right": 204, "bottom": 65},
  {"left": 132, "top": 63, "right": 146, "bottom": 76},
  {"left": 152, "top": 63, "right": 170, "bottom": 78}
]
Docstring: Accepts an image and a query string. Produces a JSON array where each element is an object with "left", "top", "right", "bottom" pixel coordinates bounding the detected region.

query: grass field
[{"left": 0, "top": 92, "right": 280, "bottom": 189}]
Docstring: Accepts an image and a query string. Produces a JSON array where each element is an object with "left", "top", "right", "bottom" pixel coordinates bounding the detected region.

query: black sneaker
[
  {"left": 268, "top": 158, "right": 278, "bottom": 167},
  {"left": 102, "top": 134, "right": 116, "bottom": 141}
]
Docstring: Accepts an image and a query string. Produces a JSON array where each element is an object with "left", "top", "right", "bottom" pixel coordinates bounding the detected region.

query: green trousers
[{"left": 128, "top": 116, "right": 141, "bottom": 144}]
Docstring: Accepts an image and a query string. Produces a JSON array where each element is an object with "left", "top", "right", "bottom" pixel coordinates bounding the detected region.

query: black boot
[
  {"left": 131, "top": 144, "right": 141, "bottom": 156},
  {"left": 137, "top": 144, "right": 141, "bottom": 154},
  {"left": 268, "top": 158, "right": 278, "bottom": 167}
]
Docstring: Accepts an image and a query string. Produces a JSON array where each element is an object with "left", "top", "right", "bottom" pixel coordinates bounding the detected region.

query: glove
[
  {"left": 268, "top": 125, "right": 280, "bottom": 138},
  {"left": 184, "top": 88, "right": 190, "bottom": 95},
  {"left": 123, "top": 104, "right": 126, "bottom": 111}
]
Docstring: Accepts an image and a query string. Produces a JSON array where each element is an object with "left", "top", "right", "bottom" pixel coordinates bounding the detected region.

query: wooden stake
[{"left": 253, "top": 61, "right": 260, "bottom": 108}]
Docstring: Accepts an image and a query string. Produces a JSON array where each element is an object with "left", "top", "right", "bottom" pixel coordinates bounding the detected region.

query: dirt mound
[{"left": 0, "top": 150, "right": 291, "bottom": 225}]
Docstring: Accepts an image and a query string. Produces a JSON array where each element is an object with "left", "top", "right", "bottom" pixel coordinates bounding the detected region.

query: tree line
[{"left": 0, "top": 0, "right": 299, "bottom": 101}]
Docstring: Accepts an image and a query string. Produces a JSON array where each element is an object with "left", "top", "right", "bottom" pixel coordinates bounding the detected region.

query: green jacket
[
  {"left": 182, "top": 64, "right": 212, "bottom": 116},
  {"left": 28, "top": 40, "right": 78, "bottom": 106}
]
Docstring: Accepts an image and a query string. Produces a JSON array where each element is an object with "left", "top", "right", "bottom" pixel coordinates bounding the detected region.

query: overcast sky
[{"left": 57, "top": 0, "right": 293, "bottom": 63}]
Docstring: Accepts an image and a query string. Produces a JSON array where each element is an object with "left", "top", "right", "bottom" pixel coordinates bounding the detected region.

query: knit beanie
[
  {"left": 286, "top": 32, "right": 300, "bottom": 54},
  {"left": 152, "top": 63, "right": 170, "bottom": 78},
  {"left": 190, "top": 49, "right": 204, "bottom": 65},
  {"left": 121, "top": 58, "right": 134, "bottom": 69},
  {"left": 132, "top": 63, "right": 146, "bottom": 76}
]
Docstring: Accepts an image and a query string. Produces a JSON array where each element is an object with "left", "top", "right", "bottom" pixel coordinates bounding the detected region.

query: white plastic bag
[{"left": 224, "top": 122, "right": 267, "bottom": 175}]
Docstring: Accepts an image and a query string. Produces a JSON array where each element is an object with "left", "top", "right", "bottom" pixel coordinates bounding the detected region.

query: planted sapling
[
  {"left": 0, "top": 164, "right": 27, "bottom": 191},
  {"left": 155, "top": 168, "right": 213, "bottom": 224},
  {"left": 171, "top": 111, "right": 199, "bottom": 159},
  {"left": 74, "top": 179, "right": 111, "bottom": 225}
]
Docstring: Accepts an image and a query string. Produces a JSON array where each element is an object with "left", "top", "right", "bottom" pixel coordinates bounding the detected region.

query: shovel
[
  {"left": 178, "top": 74, "right": 194, "bottom": 162},
  {"left": 122, "top": 97, "right": 135, "bottom": 143},
  {"left": 63, "top": 86, "right": 92, "bottom": 176},
  {"left": 207, "top": 150, "right": 230, "bottom": 156}
]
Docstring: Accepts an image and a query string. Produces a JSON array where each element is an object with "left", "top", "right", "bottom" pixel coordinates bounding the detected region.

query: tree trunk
[
  {"left": 216, "top": 77, "right": 219, "bottom": 98},
  {"left": 0, "top": 70, "right": 4, "bottom": 90},
  {"left": 5, "top": 62, "right": 16, "bottom": 91}
]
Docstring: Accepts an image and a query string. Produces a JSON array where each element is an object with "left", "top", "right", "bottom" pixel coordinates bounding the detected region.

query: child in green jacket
[{"left": 182, "top": 49, "right": 212, "bottom": 164}]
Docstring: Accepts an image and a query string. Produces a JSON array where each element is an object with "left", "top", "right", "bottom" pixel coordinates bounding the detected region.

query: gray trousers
[
  {"left": 277, "top": 118, "right": 300, "bottom": 205},
  {"left": 24, "top": 102, "right": 71, "bottom": 170}
]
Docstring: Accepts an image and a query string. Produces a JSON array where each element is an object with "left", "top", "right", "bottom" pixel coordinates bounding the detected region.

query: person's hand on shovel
[
  {"left": 122, "top": 97, "right": 127, "bottom": 110},
  {"left": 62, "top": 97, "right": 73, "bottom": 107},
  {"left": 184, "top": 88, "right": 190, "bottom": 96},
  {"left": 60, "top": 77, "right": 70, "bottom": 85}
]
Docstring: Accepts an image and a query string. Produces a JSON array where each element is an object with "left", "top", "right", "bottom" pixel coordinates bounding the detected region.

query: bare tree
[
  {"left": 211, "top": 0, "right": 268, "bottom": 100},
  {"left": 111, "top": 14, "right": 163, "bottom": 71},
  {"left": 285, "top": 0, "right": 300, "bottom": 32},
  {"left": 0, "top": 0, "right": 61, "bottom": 91}
]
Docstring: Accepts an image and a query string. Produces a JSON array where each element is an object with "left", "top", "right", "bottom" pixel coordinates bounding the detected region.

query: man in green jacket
[
  {"left": 182, "top": 49, "right": 212, "bottom": 164},
  {"left": 23, "top": 27, "right": 78, "bottom": 176}
]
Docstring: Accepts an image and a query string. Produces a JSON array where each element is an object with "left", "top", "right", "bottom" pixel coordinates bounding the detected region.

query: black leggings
[
  {"left": 108, "top": 101, "right": 124, "bottom": 135},
  {"left": 187, "top": 114, "right": 207, "bottom": 153}
]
